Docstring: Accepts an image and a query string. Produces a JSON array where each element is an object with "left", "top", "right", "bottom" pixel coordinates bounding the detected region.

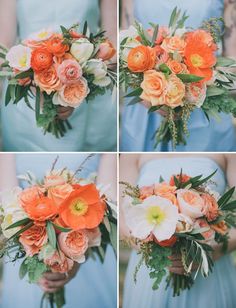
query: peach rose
[
  {"left": 194, "top": 218, "right": 215, "bottom": 242},
  {"left": 57, "top": 59, "right": 83, "bottom": 85},
  {"left": 19, "top": 224, "right": 48, "bottom": 256},
  {"left": 34, "top": 65, "right": 62, "bottom": 94},
  {"left": 20, "top": 186, "right": 44, "bottom": 208},
  {"left": 44, "top": 175, "right": 66, "bottom": 188},
  {"left": 127, "top": 46, "right": 156, "bottom": 72},
  {"left": 167, "top": 59, "right": 188, "bottom": 74},
  {"left": 154, "top": 46, "right": 169, "bottom": 64},
  {"left": 211, "top": 221, "right": 228, "bottom": 235},
  {"left": 161, "top": 36, "right": 186, "bottom": 55},
  {"left": 53, "top": 78, "right": 89, "bottom": 108},
  {"left": 140, "top": 185, "right": 154, "bottom": 200},
  {"left": 86, "top": 227, "right": 102, "bottom": 247},
  {"left": 44, "top": 250, "right": 74, "bottom": 273},
  {"left": 154, "top": 182, "right": 177, "bottom": 206},
  {"left": 177, "top": 189, "right": 205, "bottom": 218},
  {"left": 97, "top": 40, "right": 116, "bottom": 61},
  {"left": 165, "top": 74, "right": 185, "bottom": 108},
  {"left": 201, "top": 193, "right": 219, "bottom": 222},
  {"left": 140, "top": 70, "right": 167, "bottom": 106},
  {"left": 58, "top": 230, "right": 89, "bottom": 263},
  {"left": 48, "top": 184, "right": 73, "bottom": 206},
  {"left": 186, "top": 82, "right": 207, "bottom": 107}
]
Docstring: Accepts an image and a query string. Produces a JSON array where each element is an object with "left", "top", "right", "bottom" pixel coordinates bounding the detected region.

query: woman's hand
[
  {"left": 57, "top": 106, "right": 74, "bottom": 120},
  {"left": 38, "top": 263, "right": 79, "bottom": 293},
  {"left": 168, "top": 253, "right": 199, "bottom": 275}
]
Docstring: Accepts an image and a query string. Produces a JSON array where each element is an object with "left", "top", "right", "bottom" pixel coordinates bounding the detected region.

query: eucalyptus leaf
[{"left": 46, "top": 221, "right": 57, "bottom": 249}]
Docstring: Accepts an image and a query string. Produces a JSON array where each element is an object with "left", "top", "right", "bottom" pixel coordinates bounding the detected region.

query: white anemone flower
[{"left": 125, "top": 195, "right": 179, "bottom": 241}]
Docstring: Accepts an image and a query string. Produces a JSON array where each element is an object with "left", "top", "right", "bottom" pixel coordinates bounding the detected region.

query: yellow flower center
[
  {"left": 19, "top": 54, "right": 27, "bottom": 68},
  {"left": 169, "top": 84, "right": 178, "bottom": 96},
  {"left": 38, "top": 31, "right": 49, "bottom": 39},
  {"left": 70, "top": 198, "right": 88, "bottom": 216},
  {"left": 146, "top": 206, "right": 166, "bottom": 225},
  {"left": 190, "top": 54, "right": 203, "bottom": 67}
]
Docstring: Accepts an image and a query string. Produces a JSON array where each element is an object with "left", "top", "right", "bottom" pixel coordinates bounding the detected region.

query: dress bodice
[
  {"left": 134, "top": 0, "right": 224, "bottom": 28},
  {"left": 138, "top": 157, "right": 226, "bottom": 195},
  {"left": 17, "top": 0, "right": 100, "bottom": 38}
]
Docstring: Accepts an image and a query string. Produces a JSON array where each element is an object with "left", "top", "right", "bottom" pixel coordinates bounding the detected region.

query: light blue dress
[
  {"left": 123, "top": 157, "right": 236, "bottom": 308},
  {"left": 121, "top": 0, "right": 236, "bottom": 152},
  {"left": 0, "top": 154, "right": 117, "bottom": 308},
  {"left": 0, "top": 0, "right": 117, "bottom": 151}
]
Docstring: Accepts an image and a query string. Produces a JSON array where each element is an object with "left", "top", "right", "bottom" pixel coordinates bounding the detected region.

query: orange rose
[
  {"left": 31, "top": 47, "right": 53, "bottom": 72},
  {"left": 140, "top": 185, "right": 154, "bottom": 200},
  {"left": 127, "top": 46, "right": 156, "bottom": 72},
  {"left": 165, "top": 74, "right": 185, "bottom": 108},
  {"left": 154, "top": 183, "right": 177, "bottom": 206},
  {"left": 177, "top": 189, "right": 205, "bottom": 218},
  {"left": 97, "top": 40, "right": 116, "bottom": 61},
  {"left": 161, "top": 36, "right": 186, "bottom": 55},
  {"left": 211, "top": 221, "right": 228, "bottom": 235},
  {"left": 19, "top": 224, "right": 47, "bottom": 256},
  {"left": 34, "top": 65, "right": 62, "bottom": 94},
  {"left": 167, "top": 59, "right": 188, "bottom": 74},
  {"left": 44, "top": 250, "right": 74, "bottom": 273},
  {"left": 154, "top": 235, "right": 177, "bottom": 247},
  {"left": 169, "top": 174, "right": 191, "bottom": 186},
  {"left": 59, "top": 184, "right": 105, "bottom": 230},
  {"left": 48, "top": 184, "right": 73, "bottom": 206},
  {"left": 201, "top": 193, "right": 219, "bottom": 222},
  {"left": 46, "top": 35, "right": 69, "bottom": 57},
  {"left": 53, "top": 78, "right": 89, "bottom": 108},
  {"left": 20, "top": 186, "right": 44, "bottom": 207},
  {"left": 58, "top": 230, "right": 88, "bottom": 263},
  {"left": 140, "top": 70, "right": 167, "bottom": 106}
]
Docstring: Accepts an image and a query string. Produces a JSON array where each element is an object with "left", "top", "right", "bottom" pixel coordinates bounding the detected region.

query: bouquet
[
  {"left": 120, "top": 7, "right": 236, "bottom": 148},
  {"left": 121, "top": 170, "right": 236, "bottom": 296},
  {"left": 0, "top": 156, "right": 117, "bottom": 308},
  {"left": 0, "top": 22, "right": 116, "bottom": 138}
]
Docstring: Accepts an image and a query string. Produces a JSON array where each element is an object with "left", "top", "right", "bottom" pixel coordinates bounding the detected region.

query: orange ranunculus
[
  {"left": 19, "top": 224, "right": 48, "bottom": 256},
  {"left": 165, "top": 74, "right": 185, "bottom": 108},
  {"left": 44, "top": 250, "right": 74, "bottom": 273},
  {"left": 140, "top": 70, "right": 167, "bottom": 106},
  {"left": 211, "top": 221, "right": 228, "bottom": 235},
  {"left": 48, "top": 183, "right": 73, "bottom": 206},
  {"left": 140, "top": 185, "right": 154, "bottom": 200},
  {"left": 154, "top": 183, "right": 178, "bottom": 206},
  {"left": 154, "top": 235, "right": 177, "bottom": 247},
  {"left": 127, "top": 45, "right": 156, "bottom": 72},
  {"left": 201, "top": 193, "right": 219, "bottom": 222},
  {"left": 97, "top": 40, "right": 116, "bottom": 61},
  {"left": 34, "top": 65, "right": 62, "bottom": 94},
  {"left": 31, "top": 47, "right": 53, "bottom": 72},
  {"left": 167, "top": 59, "right": 188, "bottom": 74},
  {"left": 46, "top": 35, "right": 69, "bottom": 57},
  {"left": 161, "top": 36, "right": 186, "bottom": 55},
  {"left": 169, "top": 174, "right": 191, "bottom": 186},
  {"left": 58, "top": 230, "right": 88, "bottom": 263},
  {"left": 20, "top": 187, "right": 58, "bottom": 221},
  {"left": 59, "top": 184, "right": 105, "bottom": 230},
  {"left": 184, "top": 39, "right": 216, "bottom": 82}
]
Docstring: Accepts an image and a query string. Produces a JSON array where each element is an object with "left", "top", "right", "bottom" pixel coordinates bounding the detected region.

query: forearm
[
  {"left": 121, "top": 0, "right": 134, "bottom": 29},
  {"left": 100, "top": 0, "right": 117, "bottom": 48},
  {"left": 0, "top": 0, "right": 17, "bottom": 48},
  {"left": 0, "top": 154, "right": 17, "bottom": 190}
]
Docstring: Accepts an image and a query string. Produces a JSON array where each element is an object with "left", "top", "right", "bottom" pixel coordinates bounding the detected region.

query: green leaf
[
  {"left": 19, "top": 259, "right": 28, "bottom": 279},
  {"left": 5, "top": 85, "right": 12, "bottom": 106},
  {"left": 35, "top": 86, "right": 41, "bottom": 121},
  {"left": 221, "top": 200, "right": 236, "bottom": 211},
  {"left": 127, "top": 96, "right": 141, "bottom": 106},
  {"left": 206, "top": 86, "right": 225, "bottom": 97},
  {"left": 218, "top": 187, "right": 235, "bottom": 208},
  {"left": 54, "top": 288, "right": 66, "bottom": 307},
  {"left": 169, "top": 7, "right": 178, "bottom": 28},
  {"left": 159, "top": 63, "right": 171, "bottom": 74},
  {"left": 52, "top": 223, "right": 71, "bottom": 233},
  {"left": 177, "top": 74, "right": 204, "bottom": 83},
  {"left": 0, "top": 52, "right": 6, "bottom": 59},
  {"left": 5, "top": 218, "right": 31, "bottom": 230},
  {"left": 15, "top": 70, "right": 33, "bottom": 79},
  {"left": 148, "top": 106, "right": 161, "bottom": 113},
  {"left": 83, "top": 21, "right": 88, "bottom": 36},
  {"left": 151, "top": 24, "right": 159, "bottom": 47},
  {"left": 216, "top": 57, "right": 236, "bottom": 67},
  {"left": 191, "top": 169, "right": 218, "bottom": 188},
  {"left": 109, "top": 221, "right": 117, "bottom": 256},
  {"left": 125, "top": 87, "right": 142, "bottom": 98},
  {"left": 46, "top": 221, "right": 57, "bottom": 249},
  {"left": 8, "top": 222, "right": 34, "bottom": 241}
]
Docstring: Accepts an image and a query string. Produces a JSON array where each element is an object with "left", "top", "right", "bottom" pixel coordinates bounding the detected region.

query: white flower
[
  {"left": 0, "top": 187, "right": 27, "bottom": 238},
  {"left": 86, "top": 59, "right": 111, "bottom": 87},
  {"left": 176, "top": 214, "right": 194, "bottom": 233},
  {"left": 125, "top": 195, "right": 179, "bottom": 241},
  {"left": 119, "top": 26, "right": 138, "bottom": 43},
  {"left": 70, "top": 38, "right": 94, "bottom": 64},
  {"left": 27, "top": 28, "right": 53, "bottom": 41},
  {"left": 120, "top": 38, "right": 141, "bottom": 62},
  {"left": 6, "top": 45, "right": 32, "bottom": 71}
]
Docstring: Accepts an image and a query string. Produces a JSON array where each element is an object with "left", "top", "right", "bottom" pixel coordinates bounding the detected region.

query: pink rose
[
  {"left": 57, "top": 59, "right": 83, "bottom": 84},
  {"left": 44, "top": 250, "right": 74, "bottom": 273},
  {"left": 177, "top": 189, "right": 205, "bottom": 218},
  {"left": 194, "top": 218, "right": 215, "bottom": 242},
  {"left": 86, "top": 227, "right": 102, "bottom": 247}
]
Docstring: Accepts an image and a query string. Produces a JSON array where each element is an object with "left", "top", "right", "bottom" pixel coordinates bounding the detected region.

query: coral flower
[
  {"left": 59, "top": 184, "right": 105, "bottom": 230},
  {"left": 184, "top": 40, "right": 216, "bottom": 82},
  {"left": 127, "top": 45, "right": 156, "bottom": 72},
  {"left": 34, "top": 65, "right": 62, "bottom": 94},
  {"left": 97, "top": 40, "right": 116, "bottom": 61},
  {"left": 169, "top": 174, "right": 191, "bottom": 186},
  {"left": 154, "top": 235, "right": 177, "bottom": 247},
  {"left": 31, "top": 47, "right": 53, "bottom": 72},
  {"left": 19, "top": 224, "right": 48, "bottom": 256},
  {"left": 46, "top": 35, "right": 69, "bottom": 57},
  {"left": 44, "top": 250, "right": 74, "bottom": 273}
]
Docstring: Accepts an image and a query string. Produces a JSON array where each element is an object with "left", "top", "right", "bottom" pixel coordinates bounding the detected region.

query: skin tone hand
[
  {"left": 38, "top": 263, "right": 79, "bottom": 293},
  {"left": 57, "top": 106, "right": 74, "bottom": 120}
]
